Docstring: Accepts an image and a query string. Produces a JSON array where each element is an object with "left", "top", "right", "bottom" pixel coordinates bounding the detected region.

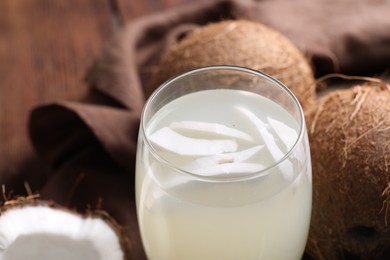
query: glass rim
[{"left": 140, "top": 65, "right": 306, "bottom": 183}]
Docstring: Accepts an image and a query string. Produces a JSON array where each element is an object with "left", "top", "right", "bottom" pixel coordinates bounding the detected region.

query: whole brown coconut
[
  {"left": 148, "top": 20, "right": 316, "bottom": 110},
  {"left": 306, "top": 82, "right": 390, "bottom": 259}
]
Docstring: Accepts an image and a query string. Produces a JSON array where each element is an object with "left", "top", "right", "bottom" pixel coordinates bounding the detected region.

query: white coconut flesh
[
  {"left": 267, "top": 116, "right": 298, "bottom": 152},
  {"left": 0, "top": 205, "right": 124, "bottom": 260},
  {"left": 149, "top": 126, "right": 238, "bottom": 156},
  {"left": 148, "top": 115, "right": 297, "bottom": 180},
  {"left": 169, "top": 121, "right": 254, "bottom": 142},
  {"left": 236, "top": 107, "right": 295, "bottom": 181}
]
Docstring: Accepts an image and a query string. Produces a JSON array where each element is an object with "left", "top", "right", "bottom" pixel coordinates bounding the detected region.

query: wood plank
[{"left": 0, "top": 0, "right": 114, "bottom": 192}]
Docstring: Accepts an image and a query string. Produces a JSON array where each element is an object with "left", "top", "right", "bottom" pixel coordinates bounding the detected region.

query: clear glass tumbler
[{"left": 136, "top": 66, "right": 312, "bottom": 260}]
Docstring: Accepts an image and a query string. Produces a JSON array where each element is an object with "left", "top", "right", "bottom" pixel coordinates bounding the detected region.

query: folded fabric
[{"left": 28, "top": 0, "right": 390, "bottom": 258}]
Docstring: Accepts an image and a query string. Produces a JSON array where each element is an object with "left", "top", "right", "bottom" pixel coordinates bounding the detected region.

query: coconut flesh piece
[
  {"left": 149, "top": 115, "right": 296, "bottom": 178},
  {"left": 148, "top": 126, "right": 238, "bottom": 156},
  {"left": 182, "top": 145, "right": 264, "bottom": 173},
  {"left": 169, "top": 121, "right": 254, "bottom": 142},
  {"left": 236, "top": 107, "right": 295, "bottom": 181},
  {"left": 0, "top": 204, "right": 124, "bottom": 260},
  {"left": 267, "top": 117, "right": 298, "bottom": 152}
]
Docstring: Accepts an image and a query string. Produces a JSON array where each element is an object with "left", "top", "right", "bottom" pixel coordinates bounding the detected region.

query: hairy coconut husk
[
  {"left": 0, "top": 194, "right": 129, "bottom": 259},
  {"left": 148, "top": 20, "right": 316, "bottom": 110},
  {"left": 306, "top": 82, "right": 390, "bottom": 259}
]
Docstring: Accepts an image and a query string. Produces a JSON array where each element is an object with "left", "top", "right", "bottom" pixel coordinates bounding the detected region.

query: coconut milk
[{"left": 136, "top": 89, "right": 312, "bottom": 260}]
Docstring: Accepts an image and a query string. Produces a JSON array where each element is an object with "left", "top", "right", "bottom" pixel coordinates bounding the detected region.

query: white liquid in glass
[{"left": 136, "top": 89, "right": 312, "bottom": 260}]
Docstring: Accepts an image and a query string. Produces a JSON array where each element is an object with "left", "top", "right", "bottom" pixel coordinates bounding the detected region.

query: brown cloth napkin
[{"left": 28, "top": 0, "right": 390, "bottom": 258}]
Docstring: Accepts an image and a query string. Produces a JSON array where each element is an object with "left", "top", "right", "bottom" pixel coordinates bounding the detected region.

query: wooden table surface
[{"left": 0, "top": 0, "right": 191, "bottom": 259}]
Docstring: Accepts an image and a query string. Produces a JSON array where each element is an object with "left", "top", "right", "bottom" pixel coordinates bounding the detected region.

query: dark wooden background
[
  {"left": 0, "top": 1, "right": 192, "bottom": 258},
  {"left": 0, "top": 0, "right": 192, "bottom": 191}
]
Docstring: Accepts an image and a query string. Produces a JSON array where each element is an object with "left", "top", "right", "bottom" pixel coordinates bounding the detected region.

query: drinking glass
[{"left": 136, "top": 66, "right": 312, "bottom": 260}]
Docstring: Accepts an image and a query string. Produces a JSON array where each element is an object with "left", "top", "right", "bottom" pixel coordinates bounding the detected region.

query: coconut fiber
[{"left": 27, "top": 0, "right": 390, "bottom": 259}]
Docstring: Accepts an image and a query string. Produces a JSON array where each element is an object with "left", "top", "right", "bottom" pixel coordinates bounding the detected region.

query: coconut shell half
[
  {"left": 306, "top": 83, "right": 390, "bottom": 259},
  {"left": 0, "top": 199, "right": 128, "bottom": 260},
  {"left": 148, "top": 20, "right": 316, "bottom": 111}
]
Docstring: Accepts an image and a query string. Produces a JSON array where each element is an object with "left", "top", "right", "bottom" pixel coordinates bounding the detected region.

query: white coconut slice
[
  {"left": 192, "top": 163, "right": 266, "bottom": 177},
  {"left": 183, "top": 145, "right": 264, "bottom": 171},
  {"left": 236, "top": 107, "right": 294, "bottom": 181},
  {"left": 169, "top": 121, "right": 254, "bottom": 142},
  {"left": 267, "top": 117, "right": 298, "bottom": 152},
  {"left": 148, "top": 126, "right": 238, "bottom": 156},
  {"left": 0, "top": 202, "right": 125, "bottom": 260}
]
